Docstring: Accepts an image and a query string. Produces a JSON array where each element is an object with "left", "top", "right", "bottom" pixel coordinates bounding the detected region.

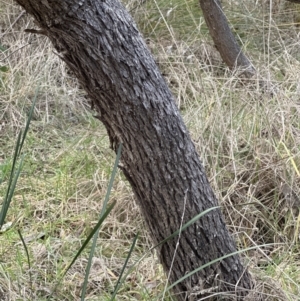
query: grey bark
[
  {"left": 14, "top": 0, "right": 252, "bottom": 299},
  {"left": 199, "top": 0, "right": 256, "bottom": 78}
]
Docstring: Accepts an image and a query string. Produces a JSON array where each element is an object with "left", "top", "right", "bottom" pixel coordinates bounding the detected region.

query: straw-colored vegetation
[{"left": 1, "top": 0, "right": 300, "bottom": 300}]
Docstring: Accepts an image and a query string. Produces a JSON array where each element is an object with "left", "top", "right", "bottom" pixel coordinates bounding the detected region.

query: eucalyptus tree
[
  {"left": 14, "top": 0, "right": 253, "bottom": 299},
  {"left": 199, "top": 0, "right": 255, "bottom": 78},
  {"left": 199, "top": 0, "right": 300, "bottom": 77}
]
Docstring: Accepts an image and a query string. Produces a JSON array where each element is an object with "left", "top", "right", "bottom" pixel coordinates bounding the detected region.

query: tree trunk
[
  {"left": 199, "top": 0, "right": 256, "bottom": 78},
  {"left": 15, "top": 0, "right": 252, "bottom": 299}
]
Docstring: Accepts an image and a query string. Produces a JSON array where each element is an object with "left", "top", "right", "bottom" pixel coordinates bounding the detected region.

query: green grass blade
[
  {"left": 81, "top": 144, "right": 122, "bottom": 300},
  {"left": 160, "top": 243, "right": 276, "bottom": 299},
  {"left": 18, "top": 87, "right": 39, "bottom": 157},
  {"left": 2, "top": 131, "right": 22, "bottom": 205},
  {"left": 111, "top": 206, "right": 219, "bottom": 296},
  {"left": 110, "top": 232, "right": 139, "bottom": 301},
  {"left": 0, "top": 95, "right": 36, "bottom": 227},
  {"left": 62, "top": 200, "right": 117, "bottom": 278},
  {"left": 0, "top": 155, "right": 24, "bottom": 227},
  {"left": 99, "top": 144, "right": 122, "bottom": 217},
  {"left": 17, "top": 229, "right": 32, "bottom": 289},
  {"left": 151, "top": 206, "right": 219, "bottom": 250}
]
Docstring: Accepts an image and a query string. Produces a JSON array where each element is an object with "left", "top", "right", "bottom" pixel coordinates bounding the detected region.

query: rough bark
[
  {"left": 199, "top": 0, "right": 256, "bottom": 78},
  {"left": 15, "top": 0, "right": 252, "bottom": 299}
]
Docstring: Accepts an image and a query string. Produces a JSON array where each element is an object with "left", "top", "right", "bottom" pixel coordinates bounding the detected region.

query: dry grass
[{"left": 1, "top": 0, "right": 300, "bottom": 300}]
